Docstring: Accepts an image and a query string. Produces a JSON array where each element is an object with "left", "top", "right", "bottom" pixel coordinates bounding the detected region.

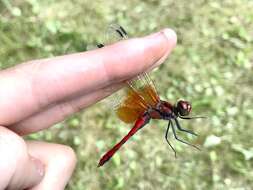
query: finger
[
  {"left": 0, "top": 28, "right": 176, "bottom": 126},
  {"left": 10, "top": 83, "right": 124, "bottom": 135},
  {"left": 26, "top": 141, "right": 76, "bottom": 190},
  {"left": 0, "top": 126, "right": 45, "bottom": 190}
]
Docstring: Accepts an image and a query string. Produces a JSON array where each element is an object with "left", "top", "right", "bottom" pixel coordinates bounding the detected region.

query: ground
[{"left": 0, "top": 0, "right": 253, "bottom": 189}]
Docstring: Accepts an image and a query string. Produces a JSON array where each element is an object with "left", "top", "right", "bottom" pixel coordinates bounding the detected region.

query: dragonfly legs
[
  {"left": 174, "top": 118, "right": 198, "bottom": 136},
  {"left": 165, "top": 120, "right": 177, "bottom": 158},
  {"left": 170, "top": 120, "right": 200, "bottom": 151}
]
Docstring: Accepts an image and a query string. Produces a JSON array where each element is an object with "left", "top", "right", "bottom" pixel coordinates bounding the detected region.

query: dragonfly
[{"left": 97, "top": 24, "right": 204, "bottom": 167}]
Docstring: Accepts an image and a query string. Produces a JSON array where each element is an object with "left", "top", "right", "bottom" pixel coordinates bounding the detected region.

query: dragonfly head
[{"left": 176, "top": 100, "right": 192, "bottom": 116}]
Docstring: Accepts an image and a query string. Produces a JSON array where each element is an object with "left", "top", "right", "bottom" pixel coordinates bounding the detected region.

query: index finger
[{"left": 0, "top": 28, "right": 177, "bottom": 126}]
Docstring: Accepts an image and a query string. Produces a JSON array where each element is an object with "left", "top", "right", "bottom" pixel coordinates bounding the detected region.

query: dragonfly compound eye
[{"left": 177, "top": 100, "right": 192, "bottom": 116}]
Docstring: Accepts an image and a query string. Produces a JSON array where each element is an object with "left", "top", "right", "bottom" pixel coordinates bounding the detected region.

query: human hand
[{"left": 0, "top": 28, "right": 176, "bottom": 190}]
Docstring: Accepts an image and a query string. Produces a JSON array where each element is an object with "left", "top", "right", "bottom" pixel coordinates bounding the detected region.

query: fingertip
[
  {"left": 102, "top": 28, "right": 177, "bottom": 81},
  {"left": 27, "top": 142, "right": 77, "bottom": 190},
  {"left": 149, "top": 28, "right": 177, "bottom": 69},
  {"left": 162, "top": 28, "right": 177, "bottom": 49}
]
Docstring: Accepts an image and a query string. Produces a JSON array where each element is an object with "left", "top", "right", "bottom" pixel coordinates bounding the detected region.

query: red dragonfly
[{"left": 97, "top": 24, "right": 203, "bottom": 167}]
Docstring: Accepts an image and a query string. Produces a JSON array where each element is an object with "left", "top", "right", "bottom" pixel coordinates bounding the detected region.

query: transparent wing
[
  {"left": 105, "top": 23, "right": 128, "bottom": 44},
  {"left": 100, "top": 24, "right": 160, "bottom": 123},
  {"left": 128, "top": 72, "right": 160, "bottom": 107}
]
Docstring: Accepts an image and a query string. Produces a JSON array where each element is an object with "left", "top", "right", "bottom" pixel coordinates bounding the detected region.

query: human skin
[{"left": 0, "top": 28, "right": 176, "bottom": 190}]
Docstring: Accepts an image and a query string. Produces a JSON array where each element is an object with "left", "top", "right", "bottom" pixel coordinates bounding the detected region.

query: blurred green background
[{"left": 0, "top": 0, "right": 253, "bottom": 189}]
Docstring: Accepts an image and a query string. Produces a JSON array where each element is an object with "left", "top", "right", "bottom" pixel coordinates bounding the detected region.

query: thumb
[{"left": 0, "top": 126, "right": 44, "bottom": 190}]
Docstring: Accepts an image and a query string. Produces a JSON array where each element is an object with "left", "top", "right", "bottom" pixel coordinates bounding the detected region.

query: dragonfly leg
[
  {"left": 179, "top": 115, "right": 207, "bottom": 120},
  {"left": 174, "top": 118, "right": 198, "bottom": 136},
  {"left": 165, "top": 120, "right": 177, "bottom": 158},
  {"left": 171, "top": 120, "right": 200, "bottom": 150}
]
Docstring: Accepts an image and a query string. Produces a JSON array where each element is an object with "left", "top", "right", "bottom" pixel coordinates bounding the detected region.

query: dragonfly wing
[
  {"left": 105, "top": 24, "right": 128, "bottom": 45},
  {"left": 100, "top": 24, "right": 160, "bottom": 123},
  {"left": 128, "top": 72, "right": 160, "bottom": 107},
  {"left": 104, "top": 85, "right": 149, "bottom": 124}
]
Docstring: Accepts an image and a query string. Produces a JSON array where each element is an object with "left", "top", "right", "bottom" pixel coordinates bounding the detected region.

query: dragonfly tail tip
[{"left": 97, "top": 160, "right": 104, "bottom": 168}]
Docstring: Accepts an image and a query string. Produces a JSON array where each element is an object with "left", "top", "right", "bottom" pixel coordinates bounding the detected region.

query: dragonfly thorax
[
  {"left": 147, "top": 100, "right": 175, "bottom": 119},
  {"left": 150, "top": 100, "right": 192, "bottom": 119},
  {"left": 158, "top": 100, "right": 174, "bottom": 114}
]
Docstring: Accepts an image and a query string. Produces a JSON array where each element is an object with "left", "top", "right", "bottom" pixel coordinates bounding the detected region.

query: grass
[{"left": 0, "top": 0, "right": 253, "bottom": 189}]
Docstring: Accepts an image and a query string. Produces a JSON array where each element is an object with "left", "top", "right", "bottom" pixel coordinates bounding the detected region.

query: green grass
[{"left": 1, "top": 0, "right": 253, "bottom": 189}]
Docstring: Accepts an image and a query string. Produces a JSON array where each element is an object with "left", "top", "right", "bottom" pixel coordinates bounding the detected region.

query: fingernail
[
  {"left": 31, "top": 156, "right": 45, "bottom": 177},
  {"left": 162, "top": 28, "right": 177, "bottom": 48},
  {"left": 151, "top": 28, "right": 177, "bottom": 68},
  {"left": 146, "top": 28, "right": 177, "bottom": 47}
]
